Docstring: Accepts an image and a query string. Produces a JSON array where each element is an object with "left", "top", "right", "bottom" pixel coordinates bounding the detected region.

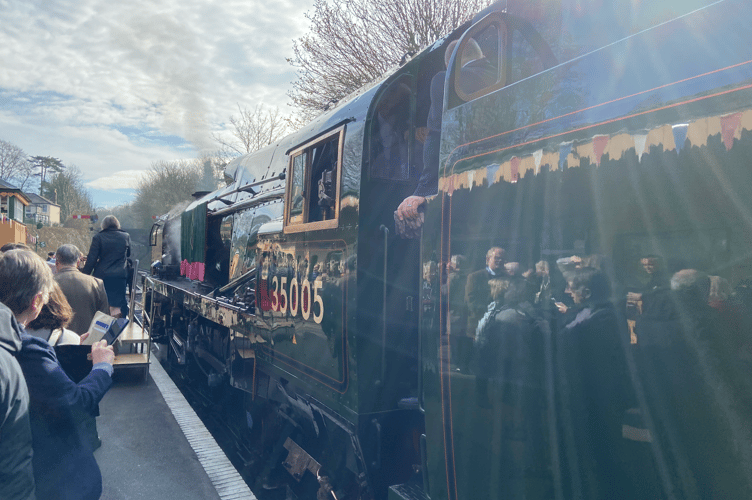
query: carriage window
[
  {"left": 454, "top": 21, "right": 506, "bottom": 103},
  {"left": 284, "top": 127, "right": 344, "bottom": 233}
]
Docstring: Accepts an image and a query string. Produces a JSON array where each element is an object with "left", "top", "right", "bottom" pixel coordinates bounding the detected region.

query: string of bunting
[{"left": 439, "top": 109, "right": 751, "bottom": 194}]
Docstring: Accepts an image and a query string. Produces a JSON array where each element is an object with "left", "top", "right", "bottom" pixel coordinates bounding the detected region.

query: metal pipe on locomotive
[{"left": 145, "top": 1, "right": 752, "bottom": 499}]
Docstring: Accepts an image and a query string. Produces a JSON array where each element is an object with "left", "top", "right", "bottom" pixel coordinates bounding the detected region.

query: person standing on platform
[
  {"left": 82, "top": 215, "right": 131, "bottom": 318},
  {"left": 0, "top": 301, "right": 35, "bottom": 500},
  {"left": 0, "top": 249, "right": 114, "bottom": 500},
  {"left": 54, "top": 244, "right": 110, "bottom": 335}
]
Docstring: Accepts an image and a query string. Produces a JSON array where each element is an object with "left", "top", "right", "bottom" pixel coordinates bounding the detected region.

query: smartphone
[{"left": 103, "top": 318, "right": 129, "bottom": 345}]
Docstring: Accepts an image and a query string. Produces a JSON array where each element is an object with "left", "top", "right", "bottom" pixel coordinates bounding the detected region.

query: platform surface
[{"left": 96, "top": 353, "right": 255, "bottom": 500}]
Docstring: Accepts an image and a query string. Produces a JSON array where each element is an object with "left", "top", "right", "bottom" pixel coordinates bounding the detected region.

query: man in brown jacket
[{"left": 54, "top": 244, "right": 109, "bottom": 335}]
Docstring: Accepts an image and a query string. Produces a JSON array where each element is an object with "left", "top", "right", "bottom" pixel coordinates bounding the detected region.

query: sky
[{"left": 0, "top": 0, "right": 313, "bottom": 207}]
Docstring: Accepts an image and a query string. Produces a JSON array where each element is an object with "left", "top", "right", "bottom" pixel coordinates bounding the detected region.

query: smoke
[
  {"left": 108, "top": 12, "right": 214, "bottom": 152},
  {"left": 161, "top": 200, "right": 191, "bottom": 265}
]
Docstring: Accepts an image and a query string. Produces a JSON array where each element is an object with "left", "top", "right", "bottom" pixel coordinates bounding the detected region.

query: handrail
[
  {"left": 379, "top": 224, "right": 389, "bottom": 386},
  {"left": 128, "top": 259, "right": 139, "bottom": 325},
  {"left": 205, "top": 171, "right": 286, "bottom": 207}
]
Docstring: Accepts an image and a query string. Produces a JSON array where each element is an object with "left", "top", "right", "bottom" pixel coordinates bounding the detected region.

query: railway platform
[{"left": 95, "top": 347, "right": 256, "bottom": 500}]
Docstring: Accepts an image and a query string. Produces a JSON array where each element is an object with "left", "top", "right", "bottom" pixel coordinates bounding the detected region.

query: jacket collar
[{"left": 0, "top": 302, "right": 23, "bottom": 355}]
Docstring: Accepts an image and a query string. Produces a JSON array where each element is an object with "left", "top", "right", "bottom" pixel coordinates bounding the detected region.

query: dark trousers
[{"left": 103, "top": 277, "right": 128, "bottom": 318}]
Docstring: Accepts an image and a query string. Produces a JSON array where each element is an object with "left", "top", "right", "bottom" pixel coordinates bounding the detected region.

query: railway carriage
[{"left": 146, "top": 1, "right": 752, "bottom": 498}]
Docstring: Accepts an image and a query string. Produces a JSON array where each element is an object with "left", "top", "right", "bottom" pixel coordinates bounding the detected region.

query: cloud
[
  {"left": 0, "top": 0, "right": 314, "bottom": 195},
  {"left": 85, "top": 170, "right": 147, "bottom": 191}
]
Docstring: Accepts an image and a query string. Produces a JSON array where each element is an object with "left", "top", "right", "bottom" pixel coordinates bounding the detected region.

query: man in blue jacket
[{"left": 0, "top": 249, "right": 115, "bottom": 500}]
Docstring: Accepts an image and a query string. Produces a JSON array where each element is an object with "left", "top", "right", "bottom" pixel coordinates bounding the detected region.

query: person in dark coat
[
  {"left": 82, "top": 215, "right": 131, "bottom": 318},
  {"left": 465, "top": 247, "right": 508, "bottom": 335},
  {"left": 0, "top": 301, "right": 35, "bottom": 500},
  {"left": 0, "top": 249, "right": 115, "bottom": 500},
  {"left": 637, "top": 269, "right": 752, "bottom": 499},
  {"left": 555, "top": 267, "right": 637, "bottom": 499}
]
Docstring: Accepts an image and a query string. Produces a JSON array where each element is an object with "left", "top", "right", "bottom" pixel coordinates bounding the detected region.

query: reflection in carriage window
[{"left": 509, "top": 27, "right": 544, "bottom": 84}]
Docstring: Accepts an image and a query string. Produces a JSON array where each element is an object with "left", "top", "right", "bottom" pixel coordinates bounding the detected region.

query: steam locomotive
[{"left": 145, "top": 1, "right": 752, "bottom": 498}]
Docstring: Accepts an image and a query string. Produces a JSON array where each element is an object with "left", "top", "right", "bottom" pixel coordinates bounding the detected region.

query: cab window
[
  {"left": 454, "top": 18, "right": 506, "bottom": 103},
  {"left": 149, "top": 223, "right": 160, "bottom": 246},
  {"left": 284, "top": 126, "right": 344, "bottom": 233},
  {"left": 450, "top": 13, "right": 554, "bottom": 106}
]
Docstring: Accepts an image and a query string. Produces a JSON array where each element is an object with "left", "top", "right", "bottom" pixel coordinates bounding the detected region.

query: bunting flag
[
  {"left": 721, "top": 112, "right": 742, "bottom": 151},
  {"left": 593, "top": 135, "right": 609, "bottom": 166},
  {"left": 558, "top": 142, "right": 572, "bottom": 170},
  {"left": 433, "top": 108, "right": 750, "bottom": 197},
  {"left": 446, "top": 174, "right": 456, "bottom": 196},
  {"left": 180, "top": 260, "right": 206, "bottom": 281},
  {"left": 672, "top": 123, "right": 689, "bottom": 153},
  {"left": 533, "top": 149, "right": 543, "bottom": 174},
  {"left": 486, "top": 164, "right": 500, "bottom": 186},
  {"left": 510, "top": 157, "right": 520, "bottom": 182},
  {"left": 633, "top": 134, "right": 648, "bottom": 162}
]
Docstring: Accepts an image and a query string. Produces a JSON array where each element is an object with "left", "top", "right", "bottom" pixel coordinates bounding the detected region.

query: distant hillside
[{"left": 31, "top": 226, "right": 150, "bottom": 267}]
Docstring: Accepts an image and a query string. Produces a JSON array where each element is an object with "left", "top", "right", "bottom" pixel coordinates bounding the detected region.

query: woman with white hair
[{"left": 82, "top": 215, "right": 131, "bottom": 318}]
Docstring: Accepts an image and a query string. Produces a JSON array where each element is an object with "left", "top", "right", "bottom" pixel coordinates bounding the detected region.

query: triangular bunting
[
  {"left": 672, "top": 123, "right": 689, "bottom": 153},
  {"left": 593, "top": 135, "right": 609, "bottom": 166},
  {"left": 486, "top": 164, "right": 500, "bottom": 186},
  {"left": 467, "top": 170, "right": 475, "bottom": 190},
  {"left": 721, "top": 112, "right": 742, "bottom": 151},
  {"left": 558, "top": 142, "right": 572, "bottom": 170},
  {"left": 633, "top": 134, "right": 648, "bottom": 162},
  {"left": 533, "top": 149, "right": 543, "bottom": 174},
  {"left": 446, "top": 174, "right": 456, "bottom": 196},
  {"left": 510, "top": 157, "right": 520, "bottom": 183}
]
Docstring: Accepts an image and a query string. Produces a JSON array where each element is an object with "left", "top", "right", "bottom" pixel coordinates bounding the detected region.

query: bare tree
[
  {"left": 132, "top": 160, "right": 205, "bottom": 229},
  {"left": 12, "top": 160, "right": 36, "bottom": 192},
  {"left": 44, "top": 167, "right": 94, "bottom": 222},
  {"left": 288, "top": 0, "right": 490, "bottom": 117},
  {"left": 212, "top": 104, "right": 289, "bottom": 163},
  {"left": 0, "top": 139, "right": 34, "bottom": 189}
]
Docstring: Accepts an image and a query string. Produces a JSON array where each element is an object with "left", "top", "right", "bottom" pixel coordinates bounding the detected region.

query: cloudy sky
[{"left": 0, "top": 0, "right": 312, "bottom": 206}]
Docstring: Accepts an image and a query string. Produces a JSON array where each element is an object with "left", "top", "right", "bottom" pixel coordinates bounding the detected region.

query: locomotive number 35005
[{"left": 269, "top": 276, "right": 324, "bottom": 324}]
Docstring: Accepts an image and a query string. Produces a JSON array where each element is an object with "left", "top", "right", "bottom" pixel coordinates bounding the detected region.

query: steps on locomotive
[
  {"left": 112, "top": 324, "right": 151, "bottom": 381},
  {"left": 112, "top": 285, "right": 151, "bottom": 380}
]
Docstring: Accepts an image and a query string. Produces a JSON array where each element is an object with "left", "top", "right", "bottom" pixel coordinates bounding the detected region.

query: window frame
[
  {"left": 149, "top": 222, "right": 160, "bottom": 247},
  {"left": 452, "top": 12, "right": 508, "bottom": 104},
  {"left": 283, "top": 125, "right": 345, "bottom": 234}
]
